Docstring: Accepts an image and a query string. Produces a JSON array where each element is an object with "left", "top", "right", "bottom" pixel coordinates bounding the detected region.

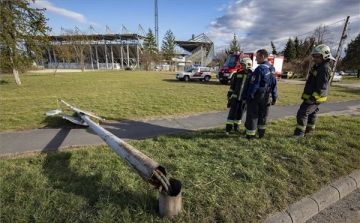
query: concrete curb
[{"left": 264, "top": 169, "right": 360, "bottom": 223}]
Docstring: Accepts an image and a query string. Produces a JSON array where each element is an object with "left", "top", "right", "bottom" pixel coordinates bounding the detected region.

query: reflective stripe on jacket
[
  {"left": 301, "top": 61, "right": 332, "bottom": 103},
  {"left": 229, "top": 69, "right": 251, "bottom": 101}
]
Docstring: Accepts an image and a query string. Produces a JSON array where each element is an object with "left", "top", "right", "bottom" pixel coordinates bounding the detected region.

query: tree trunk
[
  {"left": 13, "top": 68, "right": 21, "bottom": 85},
  {"left": 54, "top": 61, "right": 60, "bottom": 76},
  {"left": 10, "top": 54, "right": 21, "bottom": 85}
]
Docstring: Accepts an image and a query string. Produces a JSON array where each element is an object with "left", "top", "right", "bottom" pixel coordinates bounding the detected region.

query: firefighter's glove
[
  {"left": 271, "top": 100, "right": 276, "bottom": 105},
  {"left": 227, "top": 99, "right": 231, "bottom": 108},
  {"left": 227, "top": 91, "right": 232, "bottom": 99}
]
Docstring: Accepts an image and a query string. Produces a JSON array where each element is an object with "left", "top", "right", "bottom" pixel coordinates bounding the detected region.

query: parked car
[
  {"left": 332, "top": 72, "right": 342, "bottom": 82},
  {"left": 281, "top": 71, "right": 294, "bottom": 79},
  {"left": 176, "top": 67, "right": 212, "bottom": 82},
  {"left": 125, "top": 65, "right": 134, "bottom": 70}
]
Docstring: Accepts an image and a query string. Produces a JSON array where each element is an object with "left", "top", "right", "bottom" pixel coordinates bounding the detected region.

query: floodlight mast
[
  {"left": 46, "top": 99, "right": 182, "bottom": 218},
  {"left": 155, "top": 0, "right": 159, "bottom": 50}
]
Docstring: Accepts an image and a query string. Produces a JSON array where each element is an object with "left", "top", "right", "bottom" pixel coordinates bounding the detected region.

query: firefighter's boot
[
  {"left": 305, "top": 125, "right": 315, "bottom": 134},
  {"left": 234, "top": 123, "right": 240, "bottom": 132},
  {"left": 292, "top": 128, "right": 304, "bottom": 138},
  {"left": 246, "top": 134, "right": 255, "bottom": 140},
  {"left": 258, "top": 129, "right": 266, "bottom": 139},
  {"left": 225, "top": 124, "right": 233, "bottom": 135}
]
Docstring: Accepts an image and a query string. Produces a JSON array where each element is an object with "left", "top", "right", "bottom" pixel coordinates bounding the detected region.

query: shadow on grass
[
  {"left": 41, "top": 150, "right": 158, "bottom": 214},
  {"left": 40, "top": 130, "right": 159, "bottom": 215},
  {"left": 37, "top": 119, "right": 185, "bottom": 214},
  {"left": 0, "top": 79, "right": 9, "bottom": 85}
]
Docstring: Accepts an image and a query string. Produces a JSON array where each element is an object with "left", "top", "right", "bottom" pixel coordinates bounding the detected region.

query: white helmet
[
  {"left": 240, "top": 57, "right": 252, "bottom": 70},
  {"left": 311, "top": 44, "right": 335, "bottom": 61}
]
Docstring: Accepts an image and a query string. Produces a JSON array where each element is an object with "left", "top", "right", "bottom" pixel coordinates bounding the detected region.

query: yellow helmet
[
  {"left": 311, "top": 44, "right": 335, "bottom": 61},
  {"left": 240, "top": 57, "right": 252, "bottom": 70}
]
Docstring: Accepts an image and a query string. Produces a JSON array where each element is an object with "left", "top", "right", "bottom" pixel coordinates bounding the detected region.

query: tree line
[
  {"left": 1, "top": 0, "right": 359, "bottom": 85},
  {"left": 215, "top": 25, "right": 359, "bottom": 78}
]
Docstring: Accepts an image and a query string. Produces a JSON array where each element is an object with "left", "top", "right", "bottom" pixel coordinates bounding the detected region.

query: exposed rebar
[{"left": 153, "top": 169, "right": 173, "bottom": 195}]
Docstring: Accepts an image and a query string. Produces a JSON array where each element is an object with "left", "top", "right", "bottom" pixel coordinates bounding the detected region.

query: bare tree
[
  {"left": 53, "top": 44, "right": 76, "bottom": 75},
  {"left": 61, "top": 28, "right": 89, "bottom": 71},
  {"left": 140, "top": 51, "right": 153, "bottom": 70},
  {"left": 311, "top": 25, "right": 334, "bottom": 46},
  {"left": 290, "top": 25, "right": 334, "bottom": 78},
  {"left": 215, "top": 51, "right": 228, "bottom": 68}
]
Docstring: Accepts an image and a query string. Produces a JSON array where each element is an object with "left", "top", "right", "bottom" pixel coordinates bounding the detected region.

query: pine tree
[
  {"left": 229, "top": 33, "right": 241, "bottom": 53},
  {"left": 142, "top": 28, "right": 159, "bottom": 70},
  {"left": 300, "top": 37, "right": 315, "bottom": 57},
  {"left": 161, "top": 29, "right": 176, "bottom": 63},
  {"left": 225, "top": 33, "right": 241, "bottom": 54},
  {"left": 143, "top": 28, "right": 158, "bottom": 54},
  {"left": 0, "top": 0, "right": 51, "bottom": 85},
  {"left": 271, "top": 41, "right": 277, "bottom": 55},
  {"left": 342, "top": 33, "right": 360, "bottom": 78},
  {"left": 283, "top": 38, "right": 296, "bottom": 62}
]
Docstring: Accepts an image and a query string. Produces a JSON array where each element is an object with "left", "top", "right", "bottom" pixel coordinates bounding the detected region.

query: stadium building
[{"left": 44, "top": 25, "right": 214, "bottom": 71}]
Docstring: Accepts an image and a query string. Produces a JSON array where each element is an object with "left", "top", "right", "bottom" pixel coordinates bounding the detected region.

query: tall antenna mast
[{"left": 155, "top": 0, "right": 159, "bottom": 50}]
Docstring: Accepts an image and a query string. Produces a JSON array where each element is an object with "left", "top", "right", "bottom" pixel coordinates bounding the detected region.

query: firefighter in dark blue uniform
[
  {"left": 292, "top": 44, "right": 335, "bottom": 138},
  {"left": 225, "top": 58, "right": 253, "bottom": 135},
  {"left": 241, "top": 49, "right": 278, "bottom": 139}
]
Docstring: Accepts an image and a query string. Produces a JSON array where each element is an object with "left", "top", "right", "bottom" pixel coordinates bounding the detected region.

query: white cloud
[
  {"left": 207, "top": 0, "right": 360, "bottom": 54},
  {"left": 32, "top": 0, "right": 100, "bottom": 26}
]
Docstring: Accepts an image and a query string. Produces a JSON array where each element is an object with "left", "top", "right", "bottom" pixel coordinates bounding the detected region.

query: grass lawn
[
  {"left": 1, "top": 70, "right": 360, "bottom": 222},
  {"left": 340, "top": 75, "right": 360, "bottom": 83},
  {"left": 1, "top": 70, "right": 359, "bottom": 132},
  {"left": 1, "top": 115, "right": 359, "bottom": 223}
]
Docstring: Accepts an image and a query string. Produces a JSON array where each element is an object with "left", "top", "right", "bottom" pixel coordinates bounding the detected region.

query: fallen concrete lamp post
[{"left": 45, "top": 99, "right": 182, "bottom": 218}]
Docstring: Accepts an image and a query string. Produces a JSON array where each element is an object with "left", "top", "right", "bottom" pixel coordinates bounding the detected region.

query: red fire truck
[{"left": 216, "top": 52, "right": 284, "bottom": 84}]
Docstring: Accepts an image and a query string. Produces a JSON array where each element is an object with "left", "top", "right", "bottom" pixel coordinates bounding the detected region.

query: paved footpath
[
  {"left": 1, "top": 99, "right": 360, "bottom": 223},
  {"left": 1, "top": 100, "right": 359, "bottom": 156}
]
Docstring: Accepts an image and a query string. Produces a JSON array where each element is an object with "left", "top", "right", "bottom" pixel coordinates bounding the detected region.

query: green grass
[
  {"left": 1, "top": 115, "right": 360, "bottom": 223},
  {"left": 341, "top": 75, "right": 360, "bottom": 83},
  {"left": 1, "top": 70, "right": 359, "bottom": 132}
]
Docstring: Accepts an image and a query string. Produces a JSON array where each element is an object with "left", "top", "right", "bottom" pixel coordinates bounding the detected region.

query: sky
[{"left": 31, "top": 0, "right": 360, "bottom": 56}]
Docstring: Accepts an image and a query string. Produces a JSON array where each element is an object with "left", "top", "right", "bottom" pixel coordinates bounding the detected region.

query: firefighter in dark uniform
[
  {"left": 225, "top": 58, "right": 253, "bottom": 135},
  {"left": 241, "top": 49, "right": 278, "bottom": 140},
  {"left": 293, "top": 44, "right": 335, "bottom": 138},
  {"left": 257, "top": 66, "right": 278, "bottom": 138}
]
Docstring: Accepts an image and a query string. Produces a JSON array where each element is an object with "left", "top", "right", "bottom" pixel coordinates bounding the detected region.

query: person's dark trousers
[
  {"left": 245, "top": 92, "right": 268, "bottom": 139},
  {"left": 226, "top": 98, "right": 240, "bottom": 132},
  {"left": 236, "top": 102, "right": 247, "bottom": 126},
  {"left": 257, "top": 93, "right": 271, "bottom": 138},
  {"left": 294, "top": 101, "right": 320, "bottom": 136}
]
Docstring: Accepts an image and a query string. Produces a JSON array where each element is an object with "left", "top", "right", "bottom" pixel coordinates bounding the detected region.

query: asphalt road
[{"left": 306, "top": 188, "right": 360, "bottom": 223}]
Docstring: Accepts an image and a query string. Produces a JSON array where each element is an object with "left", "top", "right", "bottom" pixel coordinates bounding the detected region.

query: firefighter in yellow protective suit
[
  {"left": 293, "top": 44, "right": 335, "bottom": 138},
  {"left": 225, "top": 58, "right": 253, "bottom": 135}
]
